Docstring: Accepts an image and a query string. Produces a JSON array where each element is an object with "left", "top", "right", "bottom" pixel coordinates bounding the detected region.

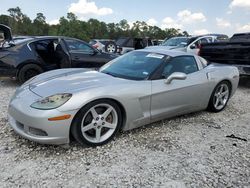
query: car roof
[{"left": 138, "top": 48, "right": 193, "bottom": 57}]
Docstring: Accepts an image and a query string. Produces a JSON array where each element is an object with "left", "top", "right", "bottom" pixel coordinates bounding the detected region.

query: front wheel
[
  {"left": 207, "top": 81, "right": 231, "bottom": 112},
  {"left": 71, "top": 99, "right": 122, "bottom": 146}
]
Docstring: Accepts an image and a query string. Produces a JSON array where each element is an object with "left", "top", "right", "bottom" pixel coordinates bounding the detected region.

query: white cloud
[
  {"left": 159, "top": 10, "right": 206, "bottom": 30},
  {"left": 229, "top": 0, "right": 250, "bottom": 9},
  {"left": 161, "top": 17, "right": 183, "bottom": 29},
  {"left": 236, "top": 23, "right": 250, "bottom": 32},
  {"left": 48, "top": 19, "right": 59, "bottom": 25},
  {"left": 177, "top": 10, "right": 206, "bottom": 24},
  {"left": 68, "top": 0, "right": 113, "bottom": 16},
  {"left": 147, "top": 18, "right": 157, "bottom": 26},
  {"left": 193, "top": 29, "right": 209, "bottom": 35},
  {"left": 216, "top": 18, "right": 231, "bottom": 28}
]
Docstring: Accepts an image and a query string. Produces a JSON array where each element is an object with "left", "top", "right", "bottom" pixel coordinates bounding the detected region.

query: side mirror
[
  {"left": 190, "top": 44, "right": 196, "bottom": 49},
  {"left": 164, "top": 72, "right": 187, "bottom": 84}
]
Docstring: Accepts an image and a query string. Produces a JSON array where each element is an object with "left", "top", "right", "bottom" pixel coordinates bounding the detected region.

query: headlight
[{"left": 30, "top": 93, "right": 72, "bottom": 110}]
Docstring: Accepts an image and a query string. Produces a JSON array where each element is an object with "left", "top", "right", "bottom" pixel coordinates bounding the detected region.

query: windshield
[
  {"left": 162, "top": 37, "right": 189, "bottom": 47},
  {"left": 100, "top": 51, "right": 167, "bottom": 80},
  {"left": 89, "top": 40, "right": 97, "bottom": 45}
]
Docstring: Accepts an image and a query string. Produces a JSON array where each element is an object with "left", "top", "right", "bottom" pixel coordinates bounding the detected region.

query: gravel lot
[{"left": 0, "top": 77, "right": 249, "bottom": 188}]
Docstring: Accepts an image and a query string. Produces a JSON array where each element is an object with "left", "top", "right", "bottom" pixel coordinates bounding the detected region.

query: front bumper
[{"left": 8, "top": 89, "right": 78, "bottom": 145}]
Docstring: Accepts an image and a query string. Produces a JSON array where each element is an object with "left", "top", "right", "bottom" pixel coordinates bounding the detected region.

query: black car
[
  {"left": 200, "top": 32, "right": 250, "bottom": 76},
  {"left": 0, "top": 24, "right": 118, "bottom": 83}
]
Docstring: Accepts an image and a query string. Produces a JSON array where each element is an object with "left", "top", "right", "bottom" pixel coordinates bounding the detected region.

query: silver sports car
[{"left": 8, "top": 49, "right": 239, "bottom": 146}]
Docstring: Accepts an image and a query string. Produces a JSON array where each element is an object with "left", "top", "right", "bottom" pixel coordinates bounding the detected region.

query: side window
[
  {"left": 206, "top": 37, "right": 213, "bottom": 43},
  {"left": 193, "top": 38, "right": 208, "bottom": 48},
  {"left": 162, "top": 56, "right": 198, "bottom": 78},
  {"left": 200, "top": 38, "right": 209, "bottom": 44},
  {"left": 64, "top": 39, "right": 94, "bottom": 53},
  {"left": 33, "top": 40, "right": 50, "bottom": 51}
]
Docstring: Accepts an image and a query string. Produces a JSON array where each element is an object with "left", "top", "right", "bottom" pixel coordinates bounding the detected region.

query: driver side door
[
  {"left": 64, "top": 38, "right": 103, "bottom": 68},
  {"left": 150, "top": 55, "right": 208, "bottom": 122}
]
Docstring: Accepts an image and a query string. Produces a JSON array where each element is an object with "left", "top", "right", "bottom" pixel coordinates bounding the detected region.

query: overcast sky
[{"left": 0, "top": 0, "right": 250, "bottom": 36}]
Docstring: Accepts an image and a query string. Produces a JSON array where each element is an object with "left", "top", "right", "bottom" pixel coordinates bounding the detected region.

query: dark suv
[{"left": 113, "top": 37, "right": 154, "bottom": 54}]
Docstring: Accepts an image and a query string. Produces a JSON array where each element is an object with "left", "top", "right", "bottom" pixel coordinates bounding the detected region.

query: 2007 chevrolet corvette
[{"left": 8, "top": 49, "right": 239, "bottom": 146}]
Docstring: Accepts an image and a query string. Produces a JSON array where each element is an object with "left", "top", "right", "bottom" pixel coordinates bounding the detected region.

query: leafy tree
[
  {"left": 33, "top": 13, "right": 49, "bottom": 35},
  {"left": 0, "top": 7, "right": 189, "bottom": 41}
]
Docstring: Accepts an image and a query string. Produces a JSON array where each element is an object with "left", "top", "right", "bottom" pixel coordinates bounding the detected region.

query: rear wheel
[
  {"left": 18, "top": 64, "right": 43, "bottom": 83},
  {"left": 207, "top": 81, "right": 231, "bottom": 112},
  {"left": 105, "top": 41, "right": 117, "bottom": 53},
  {"left": 71, "top": 99, "right": 122, "bottom": 146}
]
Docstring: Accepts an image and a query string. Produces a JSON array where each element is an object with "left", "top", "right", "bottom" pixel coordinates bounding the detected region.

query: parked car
[
  {"left": 0, "top": 25, "right": 118, "bottom": 83},
  {"left": 149, "top": 34, "right": 229, "bottom": 55},
  {"left": 114, "top": 37, "right": 154, "bottom": 54},
  {"left": 200, "top": 32, "right": 250, "bottom": 76},
  {"left": 8, "top": 49, "right": 239, "bottom": 146},
  {"left": 89, "top": 39, "right": 116, "bottom": 53},
  {"left": 176, "top": 34, "right": 229, "bottom": 54}
]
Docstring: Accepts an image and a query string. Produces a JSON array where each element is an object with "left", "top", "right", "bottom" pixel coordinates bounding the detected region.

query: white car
[
  {"left": 89, "top": 39, "right": 116, "bottom": 53},
  {"left": 177, "top": 35, "right": 228, "bottom": 55},
  {"left": 149, "top": 35, "right": 228, "bottom": 55}
]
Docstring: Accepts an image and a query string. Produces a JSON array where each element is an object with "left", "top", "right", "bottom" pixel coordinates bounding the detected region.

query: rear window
[{"left": 216, "top": 35, "right": 229, "bottom": 41}]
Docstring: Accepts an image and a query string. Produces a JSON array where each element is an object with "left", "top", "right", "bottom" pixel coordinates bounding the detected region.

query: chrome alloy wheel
[
  {"left": 107, "top": 44, "right": 116, "bottom": 53},
  {"left": 81, "top": 103, "right": 118, "bottom": 143},
  {"left": 213, "top": 83, "right": 230, "bottom": 110}
]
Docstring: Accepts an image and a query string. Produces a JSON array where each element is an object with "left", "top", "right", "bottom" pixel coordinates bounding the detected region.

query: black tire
[
  {"left": 71, "top": 99, "right": 123, "bottom": 147},
  {"left": 18, "top": 64, "right": 43, "bottom": 83},
  {"left": 105, "top": 41, "right": 117, "bottom": 53},
  {"left": 207, "top": 81, "right": 231, "bottom": 112}
]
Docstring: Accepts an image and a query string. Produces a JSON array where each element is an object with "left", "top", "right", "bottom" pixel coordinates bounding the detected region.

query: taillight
[{"left": 93, "top": 44, "right": 99, "bottom": 49}]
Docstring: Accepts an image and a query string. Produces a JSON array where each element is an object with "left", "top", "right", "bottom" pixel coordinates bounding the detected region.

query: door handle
[{"left": 74, "top": 56, "right": 80, "bottom": 60}]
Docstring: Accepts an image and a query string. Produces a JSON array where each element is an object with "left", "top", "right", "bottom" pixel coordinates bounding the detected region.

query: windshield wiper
[{"left": 103, "top": 71, "right": 117, "bottom": 77}]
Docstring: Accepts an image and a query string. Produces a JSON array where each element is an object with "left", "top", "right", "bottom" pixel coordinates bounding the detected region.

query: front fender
[{"left": 57, "top": 82, "right": 152, "bottom": 131}]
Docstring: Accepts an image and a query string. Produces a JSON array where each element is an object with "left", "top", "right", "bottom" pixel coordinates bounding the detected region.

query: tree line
[{"left": 0, "top": 7, "right": 189, "bottom": 42}]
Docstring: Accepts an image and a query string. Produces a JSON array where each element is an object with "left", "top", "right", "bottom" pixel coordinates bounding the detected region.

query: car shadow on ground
[{"left": 0, "top": 77, "right": 19, "bottom": 87}]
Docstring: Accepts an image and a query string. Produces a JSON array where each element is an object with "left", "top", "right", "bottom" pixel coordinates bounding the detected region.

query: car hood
[
  {"left": 26, "top": 68, "right": 127, "bottom": 97},
  {"left": 0, "top": 24, "right": 12, "bottom": 41}
]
